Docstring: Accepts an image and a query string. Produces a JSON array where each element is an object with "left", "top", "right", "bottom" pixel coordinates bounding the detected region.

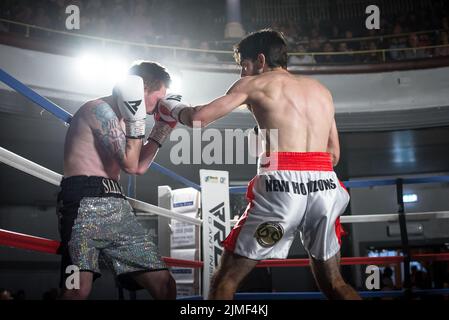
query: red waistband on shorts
[{"left": 259, "top": 152, "right": 333, "bottom": 171}]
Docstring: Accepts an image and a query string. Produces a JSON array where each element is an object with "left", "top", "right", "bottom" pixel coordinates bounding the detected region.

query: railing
[{"left": 1, "top": 18, "right": 448, "bottom": 65}]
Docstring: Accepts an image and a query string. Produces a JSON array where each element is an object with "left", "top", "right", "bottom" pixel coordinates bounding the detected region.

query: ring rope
[
  {"left": 0, "top": 145, "right": 202, "bottom": 225},
  {"left": 2, "top": 228, "right": 449, "bottom": 268},
  {"left": 0, "top": 228, "right": 203, "bottom": 268}
]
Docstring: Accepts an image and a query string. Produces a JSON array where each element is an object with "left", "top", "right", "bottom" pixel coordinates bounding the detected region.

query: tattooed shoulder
[
  {"left": 90, "top": 101, "right": 126, "bottom": 163},
  {"left": 93, "top": 102, "right": 119, "bottom": 131}
]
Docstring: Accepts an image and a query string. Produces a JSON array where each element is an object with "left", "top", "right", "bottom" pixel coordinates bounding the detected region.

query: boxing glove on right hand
[{"left": 115, "top": 75, "right": 146, "bottom": 139}]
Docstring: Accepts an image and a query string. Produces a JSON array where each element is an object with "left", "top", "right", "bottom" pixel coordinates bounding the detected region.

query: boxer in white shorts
[
  {"left": 223, "top": 152, "right": 349, "bottom": 262},
  {"left": 154, "top": 29, "right": 361, "bottom": 300}
]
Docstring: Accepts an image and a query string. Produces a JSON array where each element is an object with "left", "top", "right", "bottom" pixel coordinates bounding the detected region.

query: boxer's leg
[
  {"left": 208, "top": 250, "right": 259, "bottom": 300},
  {"left": 132, "top": 270, "right": 176, "bottom": 299},
  {"left": 309, "top": 252, "right": 361, "bottom": 300},
  {"left": 61, "top": 271, "right": 94, "bottom": 300}
]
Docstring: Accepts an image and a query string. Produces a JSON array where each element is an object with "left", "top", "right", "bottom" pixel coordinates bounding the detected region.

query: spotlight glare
[
  {"left": 104, "top": 57, "right": 128, "bottom": 83},
  {"left": 168, "top": 74, "right": 183, "bottom": 94},
  {"left": 76, "top": 53, "right": 103, "bottom": 79}
]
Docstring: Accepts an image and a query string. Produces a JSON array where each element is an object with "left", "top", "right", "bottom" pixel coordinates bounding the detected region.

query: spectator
[
  {"left": 404, "top": 32, "right": 431, "bottom": 59},
  {"left": 344, "top": 30, "right": 360, "bottom": 51},
  {"left": 388, "top": 25, "right": 407, "bottom": 61},
  {"left": 363, "top": 41, "right": 382, "bottom": 63},
  {"left": 315, "top": 42, "right": 335, "bottom": 64},
  {"left": 288, "top": 43, "right": 316, "bottom": 65},
  {"left": 435, "top": 31, "right": 449, "bottom": 57},
  {"left": 335, "top": 42, "right": 354, "bottom": 63},
  {"left": 195, "top": 41, "right": 219, "bottom": 63},
  {"left": 176, "top": 36, "right": 193, "bottom": 61},
  {"left": 308, "top": 37, "right": 321, "bottom": 54},
  {"left": 0, "top": 0, "right": 447, "bottom": 66}
]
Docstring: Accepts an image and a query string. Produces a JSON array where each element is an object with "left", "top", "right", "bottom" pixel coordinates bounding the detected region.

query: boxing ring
[{"left": 1, "top": 67, "right": 449, "bottom": 300}]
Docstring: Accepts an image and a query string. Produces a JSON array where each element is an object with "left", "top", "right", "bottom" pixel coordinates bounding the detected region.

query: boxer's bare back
[{"left": 181, "top": 68, "right": 340, "bottom": 165}]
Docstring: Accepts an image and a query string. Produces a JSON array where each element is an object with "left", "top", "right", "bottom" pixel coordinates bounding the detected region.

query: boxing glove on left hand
[{"left": 115, "top": 75, "right": 146, "bottom": 139}]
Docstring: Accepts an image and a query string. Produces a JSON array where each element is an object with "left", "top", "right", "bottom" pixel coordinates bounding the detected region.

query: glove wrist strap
[
  {"left": 148, "top": 121, "right": 173, "bottom": 147},
  {"left": 125, "top": 119, "right": 145, "bottom": 139}
]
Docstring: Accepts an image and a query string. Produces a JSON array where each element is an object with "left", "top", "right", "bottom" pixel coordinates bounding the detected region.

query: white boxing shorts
[{"left": 223, "top": 152, "right": 349, "bottom": 261}]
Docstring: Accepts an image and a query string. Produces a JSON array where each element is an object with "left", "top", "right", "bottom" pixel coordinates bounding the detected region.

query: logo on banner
[
  {"left": 254, "top": 222, "right": 284, "bottom": 247},
  {"left": 208, "top": 202, "right": 227, "bottom": 268},
  {"left": 205, "top": 176, "right": 219, "bottom": 183}
]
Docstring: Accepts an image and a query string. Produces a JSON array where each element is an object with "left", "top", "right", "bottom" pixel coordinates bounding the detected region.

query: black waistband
[{"left": 59, "top": 176, "right": 125, "bottom": 199}]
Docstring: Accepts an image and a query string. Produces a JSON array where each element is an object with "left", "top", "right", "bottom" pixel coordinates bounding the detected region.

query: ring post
[{"left": 200, "top": 170, "right": 231, "bottom": 299}]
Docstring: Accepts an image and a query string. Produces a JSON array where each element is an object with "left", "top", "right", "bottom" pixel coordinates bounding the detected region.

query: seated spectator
[
  {"left": 288, "top": 43, "right": 316, "bottom": 65},
  {"left": 363, "top": 41, "right": 382, "bottom": 63},
  {"left": 344, "top": 30, "right": 359, "bottom": 50},
  {"left": 195, "top": 41, "right": 219, "bottom": 63},
  {"left": 308, "top": 37, "right": 321, "bottom": 53},
  {"left": 176, "top": 36, "right": 193, "bottom": 61},
  {"left": 435, "top": 31, "right": 449, "bottom": 57},
  {"left": 389, "top": 36, "right": 407, "bottom": 61},
  {"left": 404, "top": 32, "right": 431, "bottom": 59},
  {"left": 334, "top": 42, "right": 355, "bottom": 63},
  {"left": 315, "top": 42, "right": 335, "bottom": 64}
]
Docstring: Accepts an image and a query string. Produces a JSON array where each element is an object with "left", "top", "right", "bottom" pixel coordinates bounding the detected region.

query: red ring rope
[{"left": 2, "top": 228, "right": 449, "bottom": 268}]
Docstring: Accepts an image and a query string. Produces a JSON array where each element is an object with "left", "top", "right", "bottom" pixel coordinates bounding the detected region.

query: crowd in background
[{"left": 0, "top": 0, "right": 449, "bottom": 64}]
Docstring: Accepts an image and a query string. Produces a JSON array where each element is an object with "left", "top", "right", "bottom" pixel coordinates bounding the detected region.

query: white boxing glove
[
  {"left": 115, "top": 75, "right": 146, "bottom": 139},
  {"left": 157, "top": 93, "right": 190, "bottom": 125}
]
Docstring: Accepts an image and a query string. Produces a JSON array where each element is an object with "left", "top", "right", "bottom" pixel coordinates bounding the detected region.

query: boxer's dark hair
[
  {"left": 127, "top": 61, "right": 171, "bottom": 91},
  {"left": 234, "top": 29, "right": 288, "bottom": 69}
]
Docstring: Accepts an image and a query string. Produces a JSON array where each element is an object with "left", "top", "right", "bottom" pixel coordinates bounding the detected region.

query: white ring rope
[
  {"left": 1, "top": 146, "right": 448, "bottom": 227},
  {"left": 229, "top": 211, "right": 449, "bottom": 226},
  {"left": 0, "top": 146, "right": 202, "bottom": 226},
  {"left": 0, "top": 146, "right": 62, "bottom": 186}
]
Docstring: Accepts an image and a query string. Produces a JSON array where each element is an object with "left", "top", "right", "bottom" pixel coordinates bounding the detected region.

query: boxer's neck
[{"left": 265, "top": 66, "right": 286, "bottom": 73}]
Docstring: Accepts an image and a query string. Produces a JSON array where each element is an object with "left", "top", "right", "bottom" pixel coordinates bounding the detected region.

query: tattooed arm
[{"left": 90, "top": 101, "right": 143, "bottom": 174}]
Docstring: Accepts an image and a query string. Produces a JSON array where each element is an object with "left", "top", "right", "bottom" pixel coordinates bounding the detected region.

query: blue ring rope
[{"left": 0, "top": 68, "right": 73, "bottom": 124}]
